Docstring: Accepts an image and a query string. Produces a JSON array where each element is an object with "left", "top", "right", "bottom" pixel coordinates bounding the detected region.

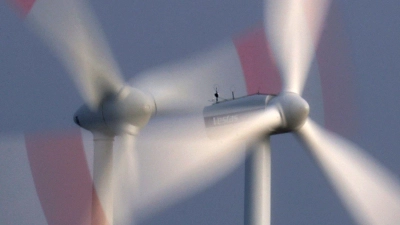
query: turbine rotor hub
[
  {"left": 268, "top": 92, "right": 309, "bottom": 133},
  {"left": 74, "top": 86, "right": 156, "bottom": 136}
]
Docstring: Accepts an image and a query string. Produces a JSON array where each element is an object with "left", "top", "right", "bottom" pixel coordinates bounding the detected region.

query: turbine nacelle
[
  {"left": 74, "top": 86, "right": 156, "bottom": 136},
  {"left": 202, "top": 92, "right": 309, "bottom": 139},
  {"left": 203, "top": 94, "right": 275, "bottom": 139}
]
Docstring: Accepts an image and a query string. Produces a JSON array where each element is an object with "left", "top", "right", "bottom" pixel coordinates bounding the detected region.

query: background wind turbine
[{"left": 1, "top": 0, "right": 400, "bottom": 225}]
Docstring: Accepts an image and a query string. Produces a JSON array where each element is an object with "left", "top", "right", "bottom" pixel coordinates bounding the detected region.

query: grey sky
[{"left": 1, "top": 0, "right": 400, "bottom": 224}]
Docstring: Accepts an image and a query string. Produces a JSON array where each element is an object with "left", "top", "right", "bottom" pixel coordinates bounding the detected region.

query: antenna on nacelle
[
  {"left": 213, "top": 84, "right": 219, "bottom": 103},
  {"left": 231, "top": 85, "right": 236, "bottom": 99}
]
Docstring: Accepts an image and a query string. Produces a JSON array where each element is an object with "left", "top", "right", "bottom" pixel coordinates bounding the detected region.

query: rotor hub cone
[{"left": 268, "top": 92, "right": 309, "bottom": 133}]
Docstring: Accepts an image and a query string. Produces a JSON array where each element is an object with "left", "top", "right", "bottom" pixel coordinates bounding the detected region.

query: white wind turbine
[
  {"left": 8, "top": 0, "right": 400, "bottom": 225},
  {"left": 213, "top": 0, "right": 400, "bottom": 224},
  {"left": 11, "top": 0, "right": 261, "bottom": 224}
]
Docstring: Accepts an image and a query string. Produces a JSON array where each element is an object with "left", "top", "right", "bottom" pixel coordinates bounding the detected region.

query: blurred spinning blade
[
  {"left": 113, "top": 134, "right": 140, "bottom": 225},
  {"left": 265, "top": 0, "right": 330, "bottom": 94},
  {"left": 265, "top": 1, "right": 400, "bottom": 224},
  {"left": 129, "top": 41, "right": 247, "bottom": 115},
  {"left": 24, "top": 0, "right": 124, "bottom": 109},
  {"left": 134, "top": 107, "right": 281, "bottom": 219},
  {"left": 298, "top": 119, "right": 400, "bottom": 225}
]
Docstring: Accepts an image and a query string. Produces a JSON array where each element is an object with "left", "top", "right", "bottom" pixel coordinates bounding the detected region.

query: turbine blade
[
  {"left": 113, "top": 134, "right": 139, "bottom": 225},
  {"left": 93, "top": 133, "right": 139, "bottom": 225},
  {"left": 265, "top": 0, "right": 330, "bottom": 94},
  {"left": 24, "top": 0, "right": 124, "bottom": 108},
  {"left": 92, "top": 133, "right": 114, "bottom": 225},
  {"left": 129, "top": 42, "right": 248, "bottom": 115},
  {"left": 297, "top": 119, "right": 400, "bottom": 225},
  {"left": 134, "top": 107, "right": 281, "bottom": 220}
]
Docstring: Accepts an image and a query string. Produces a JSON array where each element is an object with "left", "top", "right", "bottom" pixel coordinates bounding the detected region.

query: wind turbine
[
  {"left": 5, "top": 0, "right": 400, "bottom": 225},
  {"left": 131, "top": 0, "right": 400, "bottom": 223},
  {"left": 8, "top": 0, "right": 253, "bottom": 224},
  {"left": 9, "top": 0, "right": 161, "bottom": 224},
  {"left": 200, "top": 0, "right": 400, "bottom": 224}
]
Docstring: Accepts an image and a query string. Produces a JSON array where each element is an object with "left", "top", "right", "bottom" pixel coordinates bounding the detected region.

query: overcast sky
[{"left": 1, "top": 0, "right": 400, "bottom": 224}]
